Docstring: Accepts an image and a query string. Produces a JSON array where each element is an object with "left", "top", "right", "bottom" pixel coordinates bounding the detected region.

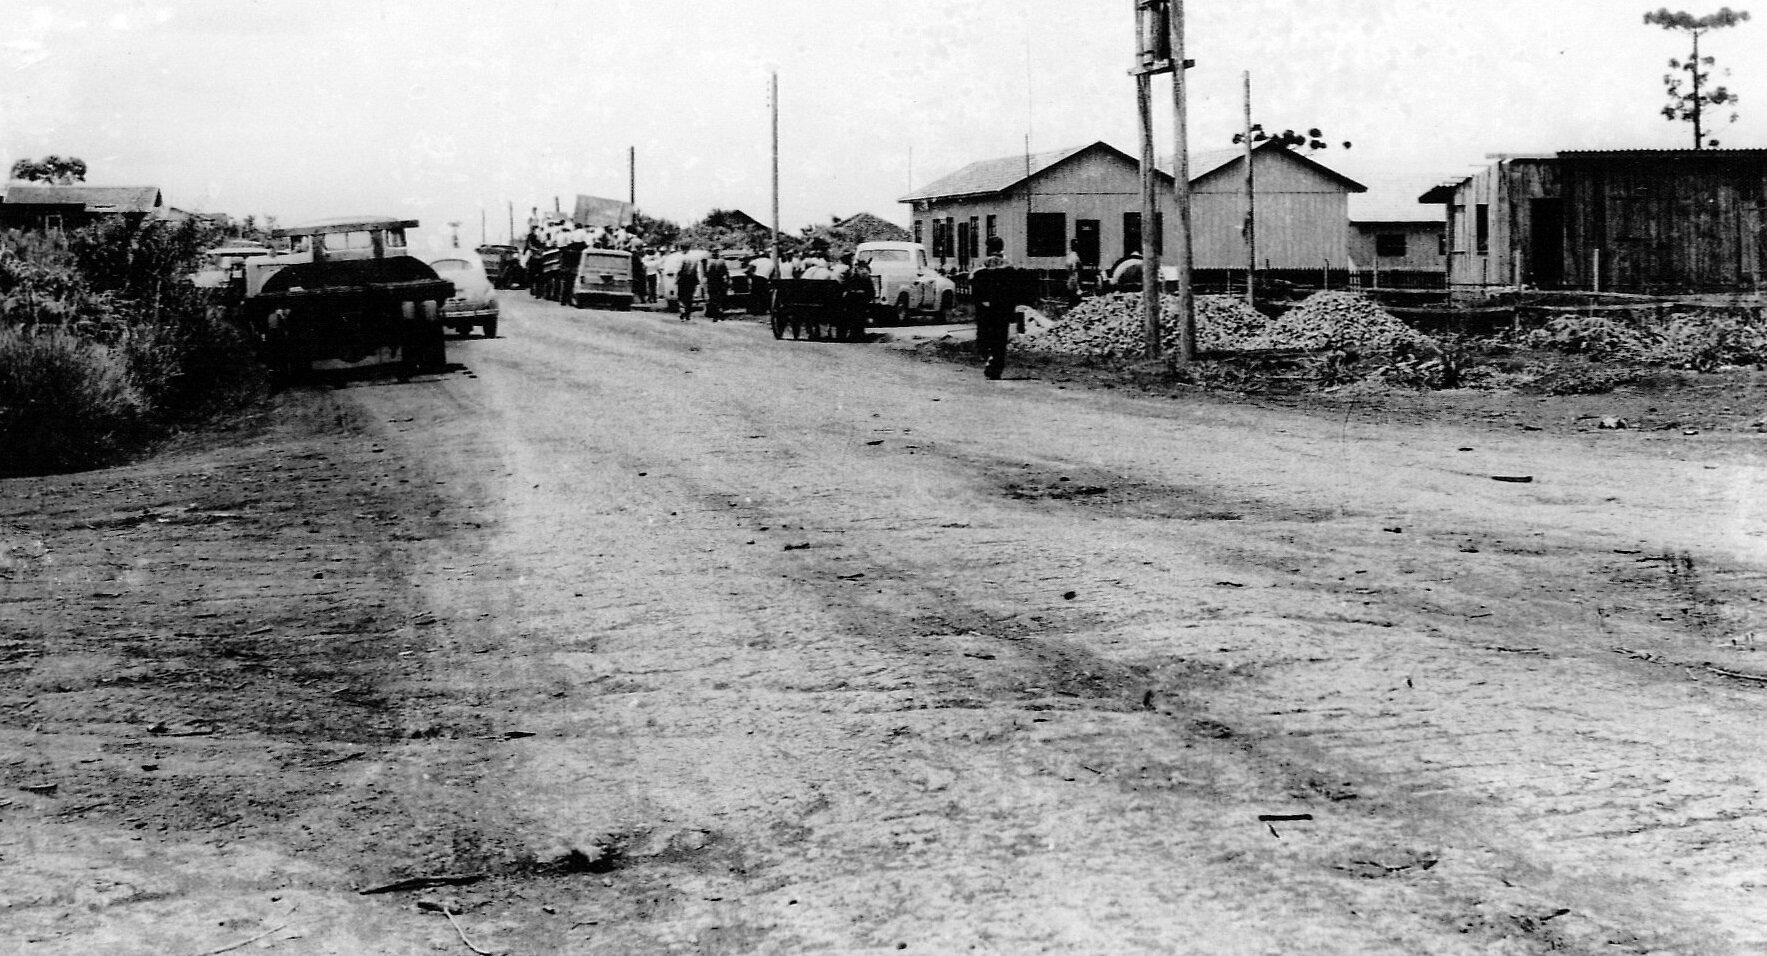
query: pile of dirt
[
  {"left": 1016, "top": 293, "right": 1269, "bottom": 356},
  {"left": 1243, "top": 291, "right": 1437, "bottom": 357}
]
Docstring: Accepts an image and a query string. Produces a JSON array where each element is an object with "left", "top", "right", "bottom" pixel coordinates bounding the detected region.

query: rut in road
[{"left": 343, "top": 300, "right": 1764, "bottom": 954}]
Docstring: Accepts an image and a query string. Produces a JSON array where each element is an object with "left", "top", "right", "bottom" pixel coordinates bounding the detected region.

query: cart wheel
[{"left": 771, "top": 312, "right": 787, "bottom": 340}]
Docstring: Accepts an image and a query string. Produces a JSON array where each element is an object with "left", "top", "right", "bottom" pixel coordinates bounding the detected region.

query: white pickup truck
[{"left": 855, "top": 241, "right": 957, "bottom": 323}]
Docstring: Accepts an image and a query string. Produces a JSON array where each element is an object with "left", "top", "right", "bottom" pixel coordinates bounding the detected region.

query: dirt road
[{"left": 5, "top": 294, "right": 1766, "bottom": 954}]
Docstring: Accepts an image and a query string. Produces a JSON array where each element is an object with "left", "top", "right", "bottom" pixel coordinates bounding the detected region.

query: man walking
[
  {"left": 676, "top": 249, "right": 700, "bottom": 321},
  {"left": 704, "top": 247, "right": 730, "bottom": 320}
]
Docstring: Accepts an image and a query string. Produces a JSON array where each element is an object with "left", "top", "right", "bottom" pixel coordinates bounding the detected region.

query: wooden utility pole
[
  {"left": 1131, "top": 0, "right": 1166, "bottom": 360},
  {"left": 629, "top": 146, "right": 636, "bottom": 206},
  {"left": 507, "top": 201, "right": 514, "bottom": 245},
  {"left": 1167, "top": 0, "right": 1195, "bottom": 363},
  {"left": 480, "top": 208, "right": 486, "bottom": 246},
  {"left": 1243, "top": 71, "right": 1257, "bottom": 306},
  {"left": 770, "top": 70, "right": 781, "bottom": 278}
]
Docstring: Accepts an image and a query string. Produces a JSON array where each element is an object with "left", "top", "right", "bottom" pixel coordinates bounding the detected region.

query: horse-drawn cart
[{"left": 769, "top": 278, "right": 868, "bottom": 342}]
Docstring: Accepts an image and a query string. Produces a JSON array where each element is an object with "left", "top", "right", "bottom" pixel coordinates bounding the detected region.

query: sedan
[{"left": 427, "top": 253, "right": 500, "bottom": 338}]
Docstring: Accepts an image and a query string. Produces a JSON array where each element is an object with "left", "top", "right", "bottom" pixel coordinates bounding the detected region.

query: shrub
[{"left": 0, "top": 325, "right": 147, "bottom": 474}]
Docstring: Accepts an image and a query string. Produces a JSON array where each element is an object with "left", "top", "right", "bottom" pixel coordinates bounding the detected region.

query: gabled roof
[
  {"left": 1173, "top": 140, "right": 1367, "bottom": 192},
  {"left": 837, "top": 211, "right": 910, "bottom": 242},
  {"left": 2, "top": 184, "right": 162, "bottom": 212},
  {"left": 902, "top": 142, "right": 1162, "bottom": 202},
  {"left": 902, "top": 139, "right": 1365, "bottom": 203}
]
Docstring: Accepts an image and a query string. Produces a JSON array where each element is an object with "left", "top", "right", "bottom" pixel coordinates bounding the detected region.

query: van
[{"left": 572, "top": 248, "right": 635, "bottom": 310}]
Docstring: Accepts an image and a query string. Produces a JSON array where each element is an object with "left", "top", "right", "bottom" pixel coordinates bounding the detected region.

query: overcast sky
[{"left": 3, "top": 0, "right": 1759, "bottom": 247}]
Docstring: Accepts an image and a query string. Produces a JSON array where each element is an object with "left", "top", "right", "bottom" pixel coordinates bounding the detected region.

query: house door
[
  {"left": 1742, "top": 201, "right": 1764, "bottom": 290},
  {"left": 1075, "top": 219, "right": 1100, "bottom": 267},
  {"left": 1528, "top": 199, "right": 1565, "bottom": 289}
]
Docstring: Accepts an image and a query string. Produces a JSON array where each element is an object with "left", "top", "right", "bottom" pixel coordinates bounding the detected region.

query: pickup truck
[{"left": 854, "top": 240, "right": 957, "bottom": 323}]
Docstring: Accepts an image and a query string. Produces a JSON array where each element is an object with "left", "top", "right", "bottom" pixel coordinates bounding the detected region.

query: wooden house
[
  {"left": 0, "top": 184, "right": 163, "bottom": 232},
  {"left": 1346, "top": 193, "right": 1446, "bottom": 282},
  {"left": 1420, "top": 150, "right": 1767, "bottom": 294},
  {"left": 899, "top": 140, "right": 1365, "bottom": 274}
]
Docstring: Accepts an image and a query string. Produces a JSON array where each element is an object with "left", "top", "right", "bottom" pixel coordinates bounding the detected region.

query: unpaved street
[{"left": 6, "top": 294, "right": 1767, "bottom": 954}]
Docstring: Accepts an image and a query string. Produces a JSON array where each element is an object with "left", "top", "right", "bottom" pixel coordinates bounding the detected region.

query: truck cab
[{"left": 854, "top": 240, "right": 957, "bottom": 323}]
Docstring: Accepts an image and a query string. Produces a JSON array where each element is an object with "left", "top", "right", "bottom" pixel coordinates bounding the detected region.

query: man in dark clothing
[
  {"left": 968, "top": 236, "right": 1037, "bottom": 380},
  {"left": 677, "top": 253, "right": 699, "bottom": 321},
  {"left": 631, "top": 248, "right": 648, "bottom": 304},
  {"left": 704, "top": 247, "right": 730, "bottom": 320}
]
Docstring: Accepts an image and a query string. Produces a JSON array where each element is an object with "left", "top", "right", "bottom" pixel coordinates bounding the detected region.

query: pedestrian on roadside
[
  {"left": 704, "top": 247, "right": 730, "bottom": 320},
  {"left": 676, "top": 248, "right": 700, "bottom": 321},
  {"left": 969, "top": 236, "right": 1034, "bottom": 380},
  {"left": 631, "top": 247, "right": 647, "bottom": 305}
]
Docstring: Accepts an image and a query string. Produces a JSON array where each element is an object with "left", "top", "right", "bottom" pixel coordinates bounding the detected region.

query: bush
[
  {"left": 1, "top": 221, "right": 266, "bottom": 473},
  {"left": 0, "top": 326, "right": 147, "bottom": 474}
]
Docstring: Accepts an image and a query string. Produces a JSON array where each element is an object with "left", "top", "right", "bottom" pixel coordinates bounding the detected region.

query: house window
[
  {"left": 1374, "top": 233, "right": 1407, "bottom": 258},
  {"left": 913, "top": 220, "right": 923, "bottom": 246},
  {"left": 1122, "top": 212, "right": 1165, "bottom": 258},
  {"left": 1475, "top": 204, "right": 1490, "bottom": 255},
  {"left": 985, "top": 215, "right": 997, "bottom": 242},
  {"left": 1027, "top": 212, "right": 1066, "bottom": 258}
]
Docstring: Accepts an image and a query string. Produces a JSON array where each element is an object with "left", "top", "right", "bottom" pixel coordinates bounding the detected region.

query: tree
[
  {"left": 9, "top": 155, "right": 88, "bottom": 184},
  {"left": 1644, "top": 7, "right": 1751, "bottom": 148},
  {"left": 1231, "top": 126, "right": 1351, "bottom": 152}
]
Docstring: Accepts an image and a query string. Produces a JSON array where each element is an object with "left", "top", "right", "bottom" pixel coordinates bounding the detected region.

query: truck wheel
[
  {"left": 938, "top": 290, "right": 954, "bottom": 322},
  {"left": 483, "top": 316, "right": 498, "bottom": 339},
  {"left": 895, "top": 294, "right": 911, "bottom": 325}
]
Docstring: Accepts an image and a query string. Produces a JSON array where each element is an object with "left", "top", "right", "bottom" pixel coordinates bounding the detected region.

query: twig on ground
[
  {"left": 444, "top": 905, "right": 503, "bottom": 956},
  {"left": 184, "top": 914, "right": 292, "bottom": 956}
]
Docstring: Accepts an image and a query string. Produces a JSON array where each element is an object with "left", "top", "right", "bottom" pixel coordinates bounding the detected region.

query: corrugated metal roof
[
  {"left": 2, "top": 184, "right": 161, "bottom": 212},
  {"left": 901, "top": 143, "right": 1104, "bottom": 201},
  {"left": 1558, "top": 148, "right": 1767, "bottom": 156},
  {"left": 904, "top": 139, "right": 1366, "bottom": 203}
]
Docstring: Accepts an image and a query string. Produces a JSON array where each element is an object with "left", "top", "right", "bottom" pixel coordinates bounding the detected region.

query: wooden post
[
  {"left": 507, "top": 201, "right": 514, "bottom": 245},
  {"left": 629, "top": 146, "right": 636, "bottom": 207},
  {"left": 1243, "top": 71, "right": 1257, "bottom": 307},
  {"left": 771, "top": 71, "right": 781, "bottom": 278},
  {"left": 1167, "top": 0, "right": 1194, "bottom": 364},
  {"left": 1133, "top": 0, "right": 1162, "bottom": 360}
]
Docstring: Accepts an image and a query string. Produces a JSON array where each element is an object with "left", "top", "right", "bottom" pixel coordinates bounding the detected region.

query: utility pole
[
  {"left": 1131, "top": 0, "right": 1164, "bottom": 361},
  {"left": 1243, "top": 71, "right": 1257, "bottom": 306},
  {"left": 508, "top": 201, "right": 515, "bottom": 245},
  {"left": 1167, "top": 0, "right": 1195, "bottom": 363},
  {"left": 629, "top": 146, "right": 636, "bottom": 206},
  {"left": 1131, "top": 0, "right": 1192, "bottom": 361},
  {"left": 770, "top": 70, "right": 781, "bottom": 279},
  {"left": 480, "top": 208, "right": 486, "bottom": 247}
]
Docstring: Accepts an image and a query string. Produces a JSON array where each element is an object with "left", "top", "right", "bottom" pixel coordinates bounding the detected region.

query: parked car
[
  {"left": 476, "top": 244, "right": 524, "bottom": 289},
  {"left": 570, "top": 248, "right": 636, "bottom": 310},
  {"left": 854, "top": 241, "right": 957, "bottom": 323},
  {"left": 427, "top": 252, "right": 500, "bottom": 337}
]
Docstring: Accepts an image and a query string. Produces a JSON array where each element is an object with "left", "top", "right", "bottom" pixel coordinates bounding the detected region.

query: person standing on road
[
  {"left": 704, "top": 247, "right": 730, "bottom": 320},
  {"left": 970, "top": 236, "right": 1031, "bottom": 380},
  {"left": 631, "top": 247, "right": 648, "bottom": 305},
  {"left": 676, "top": 248, "right": 700, "bottom": 321}
]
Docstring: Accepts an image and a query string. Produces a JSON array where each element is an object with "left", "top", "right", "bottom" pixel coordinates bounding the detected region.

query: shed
[
  {"left": 0, "top": 184, "right": 163, "bottom": 231},
  {"left": 1419, "top": 149, "right": 1767, "bottom": 294}
]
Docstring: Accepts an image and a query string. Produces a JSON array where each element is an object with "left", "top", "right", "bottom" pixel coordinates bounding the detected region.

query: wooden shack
[
  {"left": 0, "top": 184, "right": 163, "bottom": 232},
  {"left": 1420, "top": 150, "right": 1767, "bottom": 294},
  {"left": 1557, "top": 149, "right": 1767, "bottom": 293}
]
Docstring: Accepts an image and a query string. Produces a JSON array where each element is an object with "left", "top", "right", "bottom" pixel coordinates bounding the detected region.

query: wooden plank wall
[{"left": 1561, "top": 155, "right": 1766, "bottom": 292}]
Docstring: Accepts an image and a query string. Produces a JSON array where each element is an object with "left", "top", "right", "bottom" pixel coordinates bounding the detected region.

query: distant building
[
  {"left": 836, "top": 212, "right": 910, "bottom": 243},
  {"left": 1420, "top": 149, "right": 1767, "bottom": 294},
  {"left": 1347, "top": 196, "right": 1446, "bottom": 285},
  {"left": 0, "top": 184, "right": 164, "bottom": 232},
  {"left": 899, "top": 140, "right": 1365, "bottom": 274}
]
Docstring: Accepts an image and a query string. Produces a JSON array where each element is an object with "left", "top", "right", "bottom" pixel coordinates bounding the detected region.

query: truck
[
  {"left": 239, "top": 217, "right": 454, "bottom": 383},
  {"left": 854, "top": 240, "right": 957, "bottom": 323}
]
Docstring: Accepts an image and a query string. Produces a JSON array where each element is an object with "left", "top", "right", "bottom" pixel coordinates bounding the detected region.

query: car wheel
[{"left": 895, "top": 294, "right": 910, "bottom": 325}]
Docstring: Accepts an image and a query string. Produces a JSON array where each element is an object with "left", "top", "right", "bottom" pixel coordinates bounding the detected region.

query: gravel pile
[
  {"left": 1016, "top": 293, "right": 1268, "bottom": 356},
  {"left": 1242, "top": 291, "right": 1436, "bottom": 357}
]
